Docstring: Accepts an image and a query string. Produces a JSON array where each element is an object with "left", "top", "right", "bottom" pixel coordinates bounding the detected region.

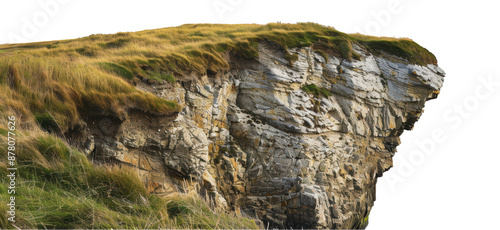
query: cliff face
[{"left": 81, "top": 41, "right": 445, "bottom": 228}]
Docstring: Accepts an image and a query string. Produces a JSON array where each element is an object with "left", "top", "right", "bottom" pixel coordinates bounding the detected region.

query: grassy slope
[
  {"left": 0, "top": 23, "right": 437, "bottom": 229},
  {"left": 0, "top": 121, "right": 259, "bottom": 229}
]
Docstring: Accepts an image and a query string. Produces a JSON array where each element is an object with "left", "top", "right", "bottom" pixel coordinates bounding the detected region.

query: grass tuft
[
  {"left": 35, "top": 113, "right": 61, "bottom": 134},
  {"left": 284, "top": 46, "right": 299, "bottom": 65},
  {"left": 231, "top": 41, "right": 259, "bottom": 59},
  {"left": 146, "top": 69, "right": 176, "bottom": 83},
  {"left": 363, "top": 39, "right": 436, "bottom": 65},
  {"left": 315, "top": 49, "right": 329, "bottom": 62},
  {"left": 302, "top": 84, "right": 332, "bottom": 98},
  {"left": 101, "top": 38, "right": 130, "bottom": 49},
  {"left": 76, "top": 46, "right": 99, "bottom": 57},
  {"left": 98, "top": 62, "right": 135, "bottom": 80}
]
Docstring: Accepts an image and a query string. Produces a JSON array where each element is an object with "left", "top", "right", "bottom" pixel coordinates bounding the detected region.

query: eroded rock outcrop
[{"left": 81, "top": 41, "right": 444, "bottom": 229}]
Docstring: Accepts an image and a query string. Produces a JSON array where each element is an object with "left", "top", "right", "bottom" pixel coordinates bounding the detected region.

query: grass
[
  {"left": 0, "top": 23, "right": 436, "bottom": 132},
  {"left": 351, "top": 33, "right": 436, "bottom": 65},
  {"left": 284, "top": 46, "right": 299, "bottom": 65},
  {"left": 314, "top": 49, "right": 329, "bottom": 62},
  {"left": 34, "top": 113, "right": 61, "bottom": 134},
  {"left": 0, "top": 55, "right": 181, "bottom": 132},
  {"left": 98, "top": 62, "right": 135, "bottom": 80},
  {"left": 302, "top": 84, "right": 332, "bottom": 98},
  {"left": 353, "top": 212, "right": 370, "bottom": 229},
  {"left": 0, "top": 122, "right": 259, "bottom": 229},
  {"left": 146, "top": 69, "right": 176, "bottom": 83}
]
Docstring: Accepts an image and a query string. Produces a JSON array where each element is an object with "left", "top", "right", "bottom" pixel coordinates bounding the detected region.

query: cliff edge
[{"left": 0, "top": 23, "right": 445, "bottom": 229}]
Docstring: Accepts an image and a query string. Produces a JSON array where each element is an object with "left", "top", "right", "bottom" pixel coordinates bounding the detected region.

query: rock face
[{"left": 81, "top": 41, "right": 444, "bottom": 229}]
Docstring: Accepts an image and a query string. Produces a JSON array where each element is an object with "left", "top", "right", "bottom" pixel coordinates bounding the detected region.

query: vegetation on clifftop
[{"left": 0, "top": 23, "right": 436, "bottom": 132}]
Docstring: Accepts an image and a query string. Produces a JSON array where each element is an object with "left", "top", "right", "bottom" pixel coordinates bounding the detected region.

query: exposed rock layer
[{"left": 81, "top": 41, "right": 444, "bottom": 229}]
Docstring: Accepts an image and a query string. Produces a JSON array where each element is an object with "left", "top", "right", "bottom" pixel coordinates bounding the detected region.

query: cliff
[{"left": 0, "top": 23, "right": 444, "bottom": 229}]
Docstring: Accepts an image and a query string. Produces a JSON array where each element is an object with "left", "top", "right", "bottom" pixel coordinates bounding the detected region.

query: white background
[{"left": 1, "top": 1, "right": 499, "bottom": 229}]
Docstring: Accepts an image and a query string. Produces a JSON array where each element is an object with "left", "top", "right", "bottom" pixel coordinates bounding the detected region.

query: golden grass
[
  {"left": 0, "top": 53, "right": 180, "bottom": 132},
  {"left": 0, "top": 22, "right": 436, "bottom": 132}
]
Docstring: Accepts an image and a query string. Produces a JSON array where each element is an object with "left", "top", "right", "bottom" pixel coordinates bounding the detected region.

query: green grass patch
[
  {"left": 332, "top": 38, "right": 360, "bottom": 61},
  {"left": 285, "top": 48, "right": 299, "bottom": 65},
  {"left": 35, "top": 113, "right": 61, "bottom": 134},
  {"left": 231, "top": 41, "right": 259, "bottom": 59},
  {"left": 362, "top": 39, "right": 436, "bottom": 65},
  {"left": 75, "top": 46, "right": 98, "bottom": 57},
  {"left": 146, "top": 70, "right": 176, "bottom": 83},
  {"left": 0, "top": 128, "right": 7, "bottom": 136},
  {"left": 101, "top": 38, "right": 130, "bottom": 49},
  {"left": 302, "top": 84, "right": 332, "bottom": 98},
  {"left": 314, "top": 49, "right": 329, "bottom": 62},
  {"left": 98, "top": 62, "right": 135, "bottom": 80}
]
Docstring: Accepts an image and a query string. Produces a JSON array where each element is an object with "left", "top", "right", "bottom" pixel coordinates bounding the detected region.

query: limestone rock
[{"left": 84, "top": 41, "right": 444, "bottom": 229}]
